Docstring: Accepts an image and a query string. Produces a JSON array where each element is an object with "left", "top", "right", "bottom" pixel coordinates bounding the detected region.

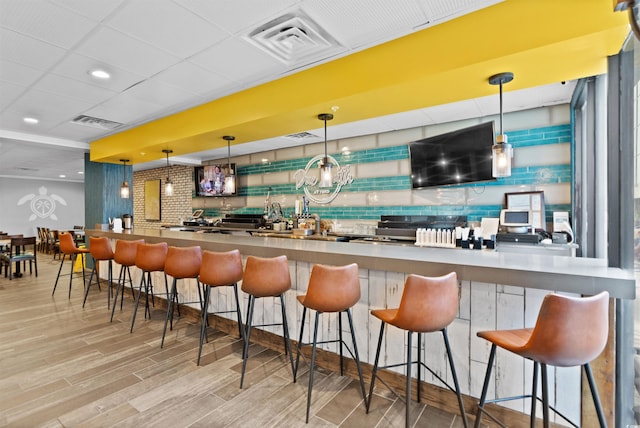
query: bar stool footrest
[{"left": 479, "top": 395, "right": 579, "bottom": 428}]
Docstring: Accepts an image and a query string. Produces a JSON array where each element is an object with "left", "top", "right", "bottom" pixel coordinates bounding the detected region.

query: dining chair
[{"left": 1, "top": 236, "right": 37, "bottom": 280}]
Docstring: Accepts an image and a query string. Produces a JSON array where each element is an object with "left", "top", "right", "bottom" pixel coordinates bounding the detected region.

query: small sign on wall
[{"left": 145, "top": 179, "right": 161, "bottom": 221}]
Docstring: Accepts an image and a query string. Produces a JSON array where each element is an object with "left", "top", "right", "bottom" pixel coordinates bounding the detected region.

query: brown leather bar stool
[
  {"left": 240, "top": 255, "right": 294, "bottom": 388},
  {"left": 160, "top": 246, "right": 202, "bottom": 348},
  {"left": 130, "top": 242, "right": 170, "bottom": 333},
  {"left": 110, "top": 239, "right": 144, "bottom": 322},
  {"left": 474, "top": 291, "right": 610, "bottom": 428},
  {"left": 294, "top": 263, "right": 366, "bottom": 423},
  {"left": 83, "top": 236, "right": 114, "bottom": 308},
  {"left": 52, "top": 232, "right": 90, "bottom": 299},
  {"left": 197, "top": 249, "right": 244, "bottom": 365},
  {"left": 366, "top": 272, "right": 468, "bottom": 428}
]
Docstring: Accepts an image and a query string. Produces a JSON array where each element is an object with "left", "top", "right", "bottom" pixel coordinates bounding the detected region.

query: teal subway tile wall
[{"left": 195, "top": 116, "right": 572, "bottom": 227}]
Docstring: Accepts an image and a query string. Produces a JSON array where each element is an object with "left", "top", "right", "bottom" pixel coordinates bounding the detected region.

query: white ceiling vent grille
[
  {"left": 247, "top": 12, "right": 341, "bottom": 65},
  {"left": 285, "top": 131, "right": 319, "bottom": 141},
  {"left": 71, "top": 115, "right": 123, "bottom": 130}
]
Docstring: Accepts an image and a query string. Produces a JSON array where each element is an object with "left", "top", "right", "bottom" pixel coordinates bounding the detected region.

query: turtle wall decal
[{"left": 17, "top": 186, "right": 67, "bottom": 221}]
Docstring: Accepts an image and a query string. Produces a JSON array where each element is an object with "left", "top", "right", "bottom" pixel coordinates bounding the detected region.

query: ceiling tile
[
  {"left": 302, "top": 0, "right": 427, "bottom": 49},
  {"left": 155, "top": 61, "right": 232, "bottom": 99},
  {"left": 0, "top": 28, "right": 67, "bottom": 71},
  {"left": 0, "top": 81, "right": 27, "bottom": 111},
  {"left": 0, "top": 0, "right": 97, "bottom": 48},
  {"left": 51, "top": 0, "right": 126, "bottom": 22},
  {"left": 106, "top": 0, "right": 228, "bottom": 58},
  {"left": 175, "top": 0, "right": 301, "bottom": 34},
  {"left": 190, "top": 37, "right": 286, "bottom": 83},
  {"left": 85, "top": 92, "right": 164, "bottom": 124},
  {"left": 121, "top": 78, "right": 201, "bottom": 110},
  {"left": 0, "top": 59, "right": 42, "bottom": 88},
  {"left": 74, "top": 26, "right": 180, "bottom": 77},
  {"left": 48, "top": 120, "right": 113, "bottom": 142},
  {"left": 34, "top": 74, "right": 117, "bottom": 105},
  {"left": 50, "top": 53, "right": 146, "bottom": 92},
  {"left": 6, "top": 88, "right": 95, "bottom": 125}
]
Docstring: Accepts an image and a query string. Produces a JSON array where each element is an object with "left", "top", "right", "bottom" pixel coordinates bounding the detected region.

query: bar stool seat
[
  {"left": 110, "top": 239, "right": 144, "bottom": 322},
  {"left": 474, "top": 291, "right": 610, "bottom": 428},
  {"left": 130, "top": 242, "right": 170, "bottom": 333},
  {"left": 294, "top": 263, "right": 366, "bottom": 424},
  {"left": 161, "top": 246, "right": 202, "bottom": 348},
  {"left": 240, "top": 255, "right": 294, "bottom": 388},
  {"left": 83, "top": 236, "right": 114, "bottom": 308},
  {"left": 52, "top": 232, "right": 90, "bottom": 299},
  {"left": 197, "top": 249, "right": 244, "bottom": 365},
  {"left": 366, "top": 272, "right": 468, "bottom": 428}
]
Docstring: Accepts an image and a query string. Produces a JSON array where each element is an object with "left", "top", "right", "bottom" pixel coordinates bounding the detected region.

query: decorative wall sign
[
  {"left": 144, "top": 179, "right": 161, "bottom": 221},
  {"left": 293, "top": 154, "right": 353, "bottom": 204},
  {"left": 17, "top": 186, "right": 67, "bottom": 221}
]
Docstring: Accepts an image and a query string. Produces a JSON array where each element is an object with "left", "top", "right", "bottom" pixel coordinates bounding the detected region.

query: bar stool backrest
[
  {"left": 164, "top": 246, "right": 201, "bottom": 279},
  {"left": 135, "top": 242, "right": 168, "bottom": 272},
  {"left": 199, "top": 249, "right": 243, "bottom": 286},
  {"left": 58, "top": 232, "right": 78, "bottom": 254},
  {"left": 304, "top": 263, "right": 360, "bottom": 312},
  {"left": 89, "top": 236, "right": 114, "bottom": 260},
  {"left": 114, "top": 239, "right": 144, "bottom": 266},
  {"left": 393, "top": 272, "right": 459, "bottom": 332},
  {"left": 242, "top": 255, "right": 291, "bottom": 297},
  {"left": 524, "top": 291, "right": 609, "bottom": 367}
]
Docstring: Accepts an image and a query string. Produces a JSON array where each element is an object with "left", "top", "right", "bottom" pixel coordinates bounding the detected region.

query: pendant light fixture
[
  {"left": 318, "top": 113, "right": 334, "bottom": 188},
  {"left": 162, "top": 149, "right": 173, "bottom": 196},
  {"left": 119, "top": 159, "right": 130, "bottom": 199},
  {"left": 489, "top": 72, "right": 514, "bottom": 178},
  {"left": 223, "top": 135, "right": 236, "bottom": 195}
]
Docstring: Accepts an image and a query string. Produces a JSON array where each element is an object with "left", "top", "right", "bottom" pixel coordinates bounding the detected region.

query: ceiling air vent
[
  {"left": 71, "top": 115, "right": 123, "bottom": 130},
  {"left": 247, "top": 12, "right": 341, "bottom": 65},
  {"left": 285, "top": 131, "right": 319, "bottom": 141}
]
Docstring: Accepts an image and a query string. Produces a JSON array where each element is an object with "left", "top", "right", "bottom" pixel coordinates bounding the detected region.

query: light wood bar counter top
[{"left": 88, "top": 228, "right": 635, "bottom": 299}]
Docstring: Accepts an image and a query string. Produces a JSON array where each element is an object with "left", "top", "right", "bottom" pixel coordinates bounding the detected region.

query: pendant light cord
[{"left": 499, "top": 81, "right": 504, "bottom": 137}]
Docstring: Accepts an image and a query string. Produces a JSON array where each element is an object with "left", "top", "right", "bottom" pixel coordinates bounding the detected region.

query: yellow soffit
[{"left": 91, "top": 0, "right": 629, "bottom": 165}]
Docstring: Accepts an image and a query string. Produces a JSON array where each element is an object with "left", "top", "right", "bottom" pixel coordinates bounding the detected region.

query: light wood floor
[{"left": 0, "top": 255, "right": 472, "bottom": 428}]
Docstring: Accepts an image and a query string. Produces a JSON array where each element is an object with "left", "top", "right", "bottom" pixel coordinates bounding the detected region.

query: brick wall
[{"left": 133, "top": 165, "right": 193, "bottom": 229}]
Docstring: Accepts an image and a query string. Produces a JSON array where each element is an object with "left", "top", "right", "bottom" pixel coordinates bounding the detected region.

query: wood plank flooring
[{"left": 0, "top": 255, "right": 471, "bottom": 427}]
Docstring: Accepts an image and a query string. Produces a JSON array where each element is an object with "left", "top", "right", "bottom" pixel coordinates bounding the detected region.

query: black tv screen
[
  {"left": 195, "top": 164, "right": 237, "bottom": 196},
  {"left": 409, "top": 121, "right": 496, "bottom": 189}
]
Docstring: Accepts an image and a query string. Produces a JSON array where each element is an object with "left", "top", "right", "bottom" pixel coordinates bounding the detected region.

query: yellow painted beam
[{"left": 91, "top": 0, "right": 629, "bottom": 164}]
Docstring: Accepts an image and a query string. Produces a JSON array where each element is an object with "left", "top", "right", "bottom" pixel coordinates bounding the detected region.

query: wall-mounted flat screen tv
[
  {"left": 194, "top": 164, "right": 237, "bottom": 196},
  {"left": 409, "top": 121, "right": 496, "bottom": 189}
]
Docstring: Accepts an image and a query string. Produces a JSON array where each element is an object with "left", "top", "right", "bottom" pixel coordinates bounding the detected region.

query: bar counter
[
  {"left": 88, "top": 228, "right": 635, "bottom": 425},
  {"left": 89, "top": 228, "right": 635, "bottom": 299}
]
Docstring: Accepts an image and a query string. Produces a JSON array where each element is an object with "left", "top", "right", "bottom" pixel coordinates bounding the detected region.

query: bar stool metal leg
[
  {"left": 111, "top": 265, "right": 132, "bottom": 322},
  {"left": 365, "top": 321, "right": 385, "bottom": 411},
  {"left": 442, "top": 328, "right": 469, "bottom": 428},
  {"left": 305, "top": 311, "right": 321, "bottom": 423},
  {"left": 584, "top": 363, "right": 607, "bottom": 428},
  {"left": 345, "top": 308, "right": 366, "bottom": 404},
  {"left": 280, "top": 294, "right": 295, "bottom": 374},
  {"left": 475, "top": 344, "right": 497, "bottom": 428},
  {"left": 240, "top": 295, "right": 256, "bottom": 388}
]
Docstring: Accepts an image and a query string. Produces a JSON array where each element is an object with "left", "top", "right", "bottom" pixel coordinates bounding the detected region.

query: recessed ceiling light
[
  {"left": 23, "top": 117, "right": 39, "bottom": 124},
  {"left": 78, "top": 171, "right": 84, "bottom": 175},
  {"left": 89, "top": 69, "right": 110, "bottom": 79},
  {"left": 59, "top": 174, "right": 66, "bottom": 178}
]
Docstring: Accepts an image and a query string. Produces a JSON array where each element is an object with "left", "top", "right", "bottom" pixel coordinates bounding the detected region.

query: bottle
[{"left": 295, "top": 196, "right": 302, "bottom": 216}]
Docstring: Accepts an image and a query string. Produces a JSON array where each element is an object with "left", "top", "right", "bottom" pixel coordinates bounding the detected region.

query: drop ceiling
[{"left": 0, "top": 0, "right": 630, "bottom": 182}]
